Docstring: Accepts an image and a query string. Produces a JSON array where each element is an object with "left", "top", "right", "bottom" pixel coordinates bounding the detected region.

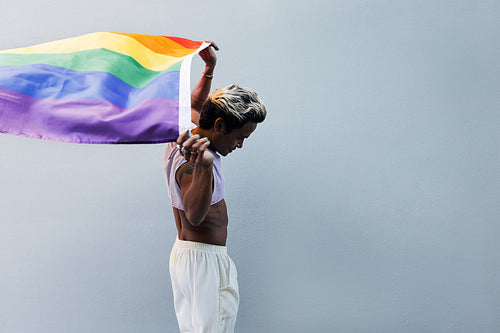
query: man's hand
[
  {"left": 199, "top": 41, "right": 219, "bottom": 73},
  {"left": 176, "top": 130, "right": 214, "bottom": 167}
]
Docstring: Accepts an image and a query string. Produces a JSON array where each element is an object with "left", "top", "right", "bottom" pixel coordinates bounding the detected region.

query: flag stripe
[
  {"left": 0, "top": 49, "right": 181, "bottom": 88},
  {"left": 113, "top": 32, "right": 202, "bottom": 55},
  {"left": 0, "top": 87, "right": 180, "bottom": 144},
  {"left": 0, "top": 64, "right": 180, "bottom": 108},
  {"left": 0, "top": 32, "right": 199, "bottom": 71},
  {"left": 161, "top": 36, "right": 204, "bottom": 49}
]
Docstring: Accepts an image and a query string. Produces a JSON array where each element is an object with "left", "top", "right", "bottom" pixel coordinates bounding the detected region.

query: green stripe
[{"left": 0, "top": 48, "right": 182, "bottom": 88}]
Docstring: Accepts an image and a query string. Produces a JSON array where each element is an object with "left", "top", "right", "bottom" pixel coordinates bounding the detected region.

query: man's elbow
[{"left": 184, "top": 209, "right": 206, "bottom": 226}]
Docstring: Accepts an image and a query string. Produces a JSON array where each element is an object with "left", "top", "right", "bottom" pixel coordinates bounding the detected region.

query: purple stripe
[{"left": 0, "top": 88, "right": 180, "bottom": 144}]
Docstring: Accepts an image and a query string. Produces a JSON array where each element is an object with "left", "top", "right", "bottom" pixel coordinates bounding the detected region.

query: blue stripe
[{"left": 0, "top": 64, "right": 180, "bottom": 108}]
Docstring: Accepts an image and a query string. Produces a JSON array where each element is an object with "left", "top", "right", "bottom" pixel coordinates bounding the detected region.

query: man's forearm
[
  {"left": 191, "top": 66, "right": 214, "bottom": 112},
  {"left": 182, "top": 163, "right": 214, "bottom": 226}
]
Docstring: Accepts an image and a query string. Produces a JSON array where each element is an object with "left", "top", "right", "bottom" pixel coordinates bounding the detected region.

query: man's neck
[
  {"left": 191, "top": 127, "right": 212, "bottom": 141},
  {"left": 191, "top": 127, "right": 217, "bottom": 154}
]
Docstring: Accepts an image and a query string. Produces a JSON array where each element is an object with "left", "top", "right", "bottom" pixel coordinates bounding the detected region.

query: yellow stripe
[{"left": 0, "top": 32, "right": 195, "bottom": 71}]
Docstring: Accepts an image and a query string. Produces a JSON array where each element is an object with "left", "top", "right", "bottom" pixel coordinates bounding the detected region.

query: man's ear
[{"left": 214, "top": 117, "right": 226, "bottom": 133}]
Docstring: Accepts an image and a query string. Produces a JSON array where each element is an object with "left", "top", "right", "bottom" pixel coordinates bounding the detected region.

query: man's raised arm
[{"left": 191, "top": 41, "right": 219, "bottom": 125}]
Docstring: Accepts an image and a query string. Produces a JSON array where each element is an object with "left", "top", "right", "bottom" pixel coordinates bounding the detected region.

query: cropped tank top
[{"left": 163, "top": 141, "right": 225, "bottom": 210}]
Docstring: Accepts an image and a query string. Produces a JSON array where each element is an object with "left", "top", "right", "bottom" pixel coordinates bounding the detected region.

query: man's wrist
[
  {"left": 202, "top": 72, "right": 213, "bottom": 79},
  {"left": 203, "top": 65, "right": 215, "bottom": 77},
  {"left": 193, "top": 162, "right": 214, "bottom": 178}
]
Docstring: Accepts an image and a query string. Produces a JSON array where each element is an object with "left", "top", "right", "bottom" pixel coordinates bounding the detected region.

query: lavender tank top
[{"left": 163, "top": 141, "right": 225, "bottom": 210}]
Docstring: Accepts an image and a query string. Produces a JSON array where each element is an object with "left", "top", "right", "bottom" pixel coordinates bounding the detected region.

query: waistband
[{"left": 174, "top": 237, "right": 227, "bottom": 254}]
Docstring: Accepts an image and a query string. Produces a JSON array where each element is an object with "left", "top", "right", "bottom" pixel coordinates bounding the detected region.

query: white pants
[{"left": 169, "top": 238, "right": 239, "bottom": 333}]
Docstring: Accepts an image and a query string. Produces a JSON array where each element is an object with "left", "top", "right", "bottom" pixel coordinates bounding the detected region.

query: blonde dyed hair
[{"left": 199, "top": 84, "right": 267, "bottom": 132}]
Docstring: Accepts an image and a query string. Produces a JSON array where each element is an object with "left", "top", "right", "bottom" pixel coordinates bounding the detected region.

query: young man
[{"left": 163, "top": 42, "right": 267, "bottom": 332}]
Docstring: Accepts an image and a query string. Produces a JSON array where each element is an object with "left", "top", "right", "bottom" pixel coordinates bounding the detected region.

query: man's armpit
[{"left": 176, "top": 161, "right": 195, "bottom": 187}]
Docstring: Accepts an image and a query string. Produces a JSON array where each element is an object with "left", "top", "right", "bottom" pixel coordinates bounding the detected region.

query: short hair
[{"left": 198, "top": 84, "right": 267, "bottom": 132}]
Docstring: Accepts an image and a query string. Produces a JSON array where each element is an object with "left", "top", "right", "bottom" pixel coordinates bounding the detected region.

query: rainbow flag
[{"left": 0, "top": 32, "right": 207, "bottom": 144}]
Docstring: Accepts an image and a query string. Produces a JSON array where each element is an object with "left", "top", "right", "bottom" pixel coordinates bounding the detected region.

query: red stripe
[{"left": 164, "top": 36, "right": 203, "bottom": 49}]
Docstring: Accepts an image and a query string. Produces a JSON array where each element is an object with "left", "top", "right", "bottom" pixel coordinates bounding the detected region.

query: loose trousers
[{"left": 169, "top": 238, "right": 239, "bottom": 333}]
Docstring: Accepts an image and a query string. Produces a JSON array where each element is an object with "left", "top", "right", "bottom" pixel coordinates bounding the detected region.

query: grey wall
[{"left": 1, "top": 1, "right": 499, "bottom": 332}]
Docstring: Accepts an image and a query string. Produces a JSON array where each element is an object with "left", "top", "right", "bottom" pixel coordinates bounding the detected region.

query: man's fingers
[
  {"left": 176, "top": 132, "right": 195, "bottom": 159},
  {"left": 183, "top": 134, "right": 201, "bottom": 153},
  {"left": 204, "top": 40, "right": 219, "bottom": 51},
  {"left": 190, "top": 136, "right": 208, "bottom": 151},
  {"left": 194, "top": 139, "right": 211, "bottom": 163},
  {"left": 176, "top": 132, "right": 211, "bottom": 164},
  {"left": 190, "top": 137, "right": 209, "bottom": 162},
  {"left": 179, "top": 134, "right": 201, "bottom": 161},
  {"left": 176, "top": 129, "right": 190, "bottom": 145}
]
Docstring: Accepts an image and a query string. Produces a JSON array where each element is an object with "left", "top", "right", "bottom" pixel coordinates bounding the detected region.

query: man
[{"left": 163, "top": 42, "right": 267, "bottom": 332}]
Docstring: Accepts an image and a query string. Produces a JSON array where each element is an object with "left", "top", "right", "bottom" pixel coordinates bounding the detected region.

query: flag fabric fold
[{"left": 0, "top": 32, "right": 207, "bottom": 144}]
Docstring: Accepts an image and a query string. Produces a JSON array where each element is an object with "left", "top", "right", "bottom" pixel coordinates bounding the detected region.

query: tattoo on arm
[{"left": 176, "top": 162, "right": 195, "bottom": 186}]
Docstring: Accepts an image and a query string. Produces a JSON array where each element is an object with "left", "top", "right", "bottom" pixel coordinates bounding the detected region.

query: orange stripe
[{"left": 113, "top": 32, "right": 202, "bottom": 57}]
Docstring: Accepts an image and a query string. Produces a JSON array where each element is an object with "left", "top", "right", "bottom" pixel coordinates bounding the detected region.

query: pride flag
[{"left": 0, "top": 32, "right": 208, "bottom": 144}]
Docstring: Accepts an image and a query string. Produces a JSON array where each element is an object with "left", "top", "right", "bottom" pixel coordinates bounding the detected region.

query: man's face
[{"left": 211, "top": 121, "right": 257, "bottom": 156}]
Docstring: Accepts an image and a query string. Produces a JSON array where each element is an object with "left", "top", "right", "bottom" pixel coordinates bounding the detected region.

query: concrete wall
[{"left": 0, "top": 0, "right": 499, "bottom": 332}]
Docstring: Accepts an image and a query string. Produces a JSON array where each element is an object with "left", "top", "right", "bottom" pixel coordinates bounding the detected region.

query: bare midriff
[{"left": 172, "top": 199, "right": 228, "bottom": 246}]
